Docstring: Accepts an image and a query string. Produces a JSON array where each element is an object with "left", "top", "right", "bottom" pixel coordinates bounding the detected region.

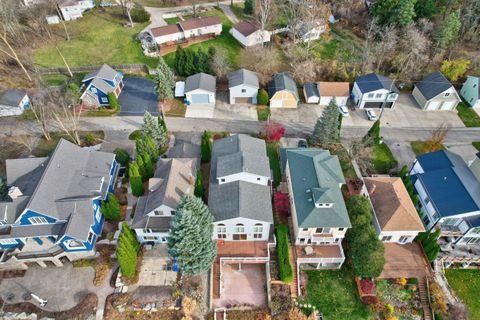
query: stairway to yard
[
  {"left": 290, "top": 244, "right": 298, "bottom": 298},
  {"left": 418, "top": 277, "right": 432, "bottom": 320}
]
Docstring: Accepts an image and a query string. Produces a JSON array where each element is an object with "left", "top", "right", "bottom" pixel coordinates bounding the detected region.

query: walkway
[
  {"left": 219, "top": 4, "right": 238, "bottom": 24},
  {"left": 95, "top": 263, "right": 117, "bottom": 320}
]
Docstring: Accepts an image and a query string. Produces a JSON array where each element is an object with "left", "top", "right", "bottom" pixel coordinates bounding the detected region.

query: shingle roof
[
  {"left": 0, "top": 222, "right": 66, "bottom": 240},
  {"left": 232, "top": 21, "right": 259, "bottom": 37},
  {"left": 303, "top": 83, "right": 320, "bottom": 98},
  {"left": 415, "top": 71, "right": 454, "bottom": 100},
  {"left": 364, "top": 177, "right": 425, "bottom": 232},
  {"left": 281, "top": 148, "right": 351, "bottom": 228},
  {"left": 150, "top": 24, "right": 183, "bottom": 37},
  {"left": 355, "top": 73, "right": 400, "bottom": 94},
  {"left": 228, "top": 69, "right": 259, "bottom": 89},
  {"left": 0, "top": 90, "right": 27, "bottom": 106},
  {"left": 179, "top": 16, "right": 221, "bottom": 31},
  {"left": 90, "top": 77, "right": 115, "bottom": 93},
  {"left": 83, "top": 64, "right": 119, "bottom": 82},
  {"left": 318, "top": 82, "right": 350, "bottom": 97},
  {"left": 185, "top": 73, "right": 216, "bottom": 93},
  {"left": 268, "top": 72, "right": 299, "bottom": 100},
  {"left": 167, "top": 141, "right": 200, "bottom": 159}
]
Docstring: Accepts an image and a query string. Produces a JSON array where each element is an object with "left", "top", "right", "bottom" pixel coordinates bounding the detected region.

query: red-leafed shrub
[
  {"left": 274, "top": 192, "right": 290, "bottom": 217},
  {"left": 262, "top": 121, "right": 286, "bottom": 142},
  {"left": 359, "top": 279, "right": 376, "bottom": 295}
]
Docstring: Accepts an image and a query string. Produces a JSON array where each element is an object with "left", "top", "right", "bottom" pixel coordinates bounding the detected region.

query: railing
[
  {"left": 426, "top": 277, "right": 435, "bottom": 320},
  {"left": 297, "top": 257, "right": 344, "bottom": 264},
  {"left": 15, "top": 246, "right": 64, "bottom": 260}
]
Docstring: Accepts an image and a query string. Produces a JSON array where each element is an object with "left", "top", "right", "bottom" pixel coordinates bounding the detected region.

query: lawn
[
  {"left": 40, "top": 73, "right": 87, "bottom": 86},
  {"left": 301, "top": 265, "right": 373, "bottom": 320},
  {"left": 410, "top": 141, "right": 445, "bottom": 156},
  {"left": 135, "top": 0, "right": 215, "bottom": 7},
  {"left": 164, "top": 99, "right": 186, "bottom": 117},
  {"left": 445, "top": 269, "right": 480, "bottom": 320},
  {"left": 33, "top": 131, "right": 105, "bottom": 157},
  {"left": 457, "top": 103, "right": 480, "bottom": 127},
  {"left": 34, "top": 7, "right": 158, "bottom": 69},
  {"left": 473, "top": 141, "right": 480, "bottom": 151},
  {"left": 266, "top": 142, "right": 281, "bottom": 188},
  {"left": 311, "top": 26, "right": 363, "bottom": 63},
  {"left": 164, "top": 17, "right": 181, "bottom": 24},
  {"left": 372, "top": 143, "right": 398, "bottom": 174},
  {"left": 163, "top": 8, "right": 243, "bottom": 68},
  {"left": 231, "top": 4, "right": 248, "bottom": 20}
]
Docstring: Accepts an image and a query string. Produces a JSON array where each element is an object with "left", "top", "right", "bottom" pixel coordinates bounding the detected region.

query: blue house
[
  {"left": 0, "top": 139, "right": 118, "bottom": 269},
  {"left": 80, "top": 64, "right": 124, "bottom": 107}
]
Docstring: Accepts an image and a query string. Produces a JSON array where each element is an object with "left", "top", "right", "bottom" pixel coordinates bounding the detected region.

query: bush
[
  {"left": 101, "top": 192, "right": 121, "bottom": 221},
  {"left": 84, "top": 133, "right": 96, "bottom": 146},
  {"left": 130, "top": 6, "right": 150, "bottom": 23},
  {"left": 201, "top": 130, "right": 212, "bottom": 163},
  {"left": 258, "top": 88, "right": 269, "bottom": 105},
  {"left": 275, "top": 224, "right": 293, "bottom": 283},
  {"left": 107, "top": 92, "right": 119, "bottom": 110},
  {"left": 194, "top": 169, "right": 204, "bottom": 199},
  {"left": 114, "top": 148, "right": 130, "bottom": 167},
  {"left": 257, "top": 105, "right": 270, "bottom": 121},
  {"left": 129, "top": 130, "right": 142, "bottom": 140}
]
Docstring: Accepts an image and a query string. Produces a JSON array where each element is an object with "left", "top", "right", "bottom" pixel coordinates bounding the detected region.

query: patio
[
  {"left": 137, "top": 245, "right": 177, "bottom": 286},
  {"left": 379, "top": 242, "right": 431, "bottom": 279}
]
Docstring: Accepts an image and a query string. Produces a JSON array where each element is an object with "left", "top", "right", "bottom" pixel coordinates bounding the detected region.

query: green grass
[
  {"left": 231, "top": 4, "right": 248, "bottom": 20},
  {"left": 33, "top": 131, "right": 104, "bottom": 157},
  {"left": 163, "top": 8, "right": 242, "bottom": 68},
  {"left": 82, "top": 107, "right": 119, "bottom": 117},
  {"left": 164, "top": 17, "right": 181, "bottom": 24},
  {"left": 372, "top": 143, "right": 398, "bottom": 174},
  {"left": 40, "top": 73, "right": 87, "bottom": 86},
  {"left": 410, "top": 141, "right": 445, "bottom": 156},
  {"left": 135, "top": 0, "right": 215, "bottom": 7},
  {"left": 266, "top": 142, "right": 281, "bottom": 188},
  {"left": 257, "top": 105, "right": 270, "bottom": 121},
  {"left": 472, "top": 141, "right": 480, "bottom": 151},
  {"left": 301, "top": 265, "right": 373, "bottom": 320},
  {"left": 457, "top": 102, "right": 480, "bottom": 127},
  {"left": 445, "top": 269, "right": 480, "bottom": 320},
  {"left": 34, "top": 7, "right": 158, "bottom": 69},
  {"left": 310, "top": 26, "right": 363, "bottom": 63}
]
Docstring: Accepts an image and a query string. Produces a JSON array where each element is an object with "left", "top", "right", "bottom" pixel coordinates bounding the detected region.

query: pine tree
[
  {"left": 136, "top": 135, "right": 159, "bottom": 163},
  {"left": 143, "top": 152, "right": 154, "bottom": 179},
  {"left": 364, "top": 120, "right": 381, "bottom": 146},
  {"left": 154, "top": 57, "right": 175, "bottom": 100},
  {"left": 122, "top": 222, "right": 140, "bottom": 253},
  {"left": 117, "top": 223, "right": 140, "bottom": 278},
  {"left": 434, "top": 10, "right": 461, "bottom": 51},
  {"left": 311, "top": 98, "right": 340, "bottom": 145},
  {"left": 194, "top": 48, "right": 210, "bottom": 74},
  {"left": 201, "top": 130, "right": 212, "bottom": 163},
  {"left": 0, "top": 177, "right": 7, "bottom": 200},
  {"left": 174, "top": 46, "right": 186, "bottom": 76},
  {"left": 142, "top": 111, "right": 168, "bottom": 150},
  {"left": 194, "top": 170, "right": 204, "bottom": 199},
  {"left": 136, "top": 155, "right": 147, "bottom": 181},
  {"left": 158, "top": 116, "right": 167, "bottom": 133},
  {"left": 168, "top": 195, "right": 217, "bottom": 276},
  {"left": 244, "top": 0, "right": 254, "bottom": 14},
  {"left": 129, "top": 162, "right": 144, "bottom": 197},
  {"left": 184, "top": 48, "right": 196, "bottom": 76},
  {"left": 395, "top": 0, "right": 416, "bottom": 27}
]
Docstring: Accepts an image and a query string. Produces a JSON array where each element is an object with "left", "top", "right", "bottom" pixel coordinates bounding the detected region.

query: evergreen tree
[
  {"left": 372, "top": 0, "right": 416, "bottom": 26},
  {"left": 142, "top": 111, "right": 168, "bottom": 150},
  {"left": 143, "top": 152, "right": 154, "bottom": 179},
  {"left": 364, "top": 120, "right": 381, "bottom": 146},
  {"left": 117, "top": 223, "right": 140, "bottom": 278},
  {"left": 434, "top": 10, "right": 461, "bottom": 50},
  {"left": 257, "top": 89, "right": 269, "bottom": 105},
  {"left": 154, "top": 57, "right": 175, "bottom": 100},
  {"left": 0, "top": 177, "right": 7, "bottom": 200},
  {"left": 194, "top": 48, "right": 210, "bottom": 73},
  {"left": 372, "top": 0, "right": 399, "bottom": 25},
  {"left": 311, "top": 98, "right": 340, "bottom": 145},
  {"left": 122, "top": 222, "right": 141, "bottom": 253},
  {"left": 194, "top": 170, "right": 204, "bottom": 199},
  {"left": 114, "top": 148, "right": 130, "bottom": 167},
  {"left": 136, "top": 134, "right": 159, "bottom": 163},
  {"left": 395, "top": 0, "right": 416, "bottom": 27},
  {"left": 184, "top": 48, "right": 196, "bottom": 76},
  {"left": 129, "top": 162, "right": 144, "bottom": 197},
  {"left": 244, "top": 0, "right": 254, "bottom": 14},
  {"left": 174, "top": 46, "right": 186, "bottom": 76},
  {"left": 101, "top": 192, "right": 121, "bottom": 221},
  {"left": 201, "top": 130, "right": 212, "bottom": 163},
  {"left": 414, "top": 0, "right": 437, "bottom": 20},
  {"left": 136, "top": 155, "right": 147, "bottom": 181},
  {"left": 168, "top": 195, "right": 217, "bottom": 276},
  {"left": 158, "top": 116, "right": 168, "bottom": 133}
]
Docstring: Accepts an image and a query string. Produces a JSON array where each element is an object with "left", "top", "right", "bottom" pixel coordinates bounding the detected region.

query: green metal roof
[{"left": 282, "top": 148, "right": 351, "bottom": 229}]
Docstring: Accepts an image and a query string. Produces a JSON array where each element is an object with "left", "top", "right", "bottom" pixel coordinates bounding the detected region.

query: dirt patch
[
  {"left": 104, "top": 293, "right": 182, "bottom": 320},
  {"left": 2, "top": 293, "right": 97, "bottom": 320}
]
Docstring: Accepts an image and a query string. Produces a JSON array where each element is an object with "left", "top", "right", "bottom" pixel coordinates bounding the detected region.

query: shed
[
  {"left": 268, "top": 72, "right": 299, "bottom": 108},
  {"left": 303, "top": 83, "right": 320, "bottom": 104},
  {"left": 0, "top": 89, "right": 29, "bottom": 117},
  {"left": 228, "top": 69, "right": 259, "bottom": 104},
  {"left": 175, "top": 81, "right": 185, "bottom": 97}
]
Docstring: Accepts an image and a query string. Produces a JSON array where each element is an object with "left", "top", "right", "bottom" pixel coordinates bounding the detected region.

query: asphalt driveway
[{"left": 118, "top": 77, "right": 159, "bottom": 116}]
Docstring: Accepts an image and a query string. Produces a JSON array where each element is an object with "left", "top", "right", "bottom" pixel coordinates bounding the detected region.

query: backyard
[
  {"left": 456, "top": 103, "right": 480, "bottom": 127},
  {"left": 34, "top": 7, "right": 158, "bottom": 68},
  {"left": 445, "top": 269, "right": 480, "bottom": 320},
  {"left": 372, "top": 143, "right": 398, "bottom": 174},
  {"left": 311, "top": 26, "right": 363, "bottom": 64}
]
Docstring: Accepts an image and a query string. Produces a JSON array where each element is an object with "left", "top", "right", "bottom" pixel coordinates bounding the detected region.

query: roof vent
[
  {"left": 8, "top": 186, "right": 23, "bottom": 200},
  {"left": 307, "top": 198, "right": 312, "bottom": 202},
  {"left": 306, "top": 189, "right": 311, "bottom": 194}
]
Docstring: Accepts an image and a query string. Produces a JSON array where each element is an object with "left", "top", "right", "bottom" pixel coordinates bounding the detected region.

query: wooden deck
[
  {"left": 379, "top": 242, "right": 432, "bottom": 279},
  {"left": 217, "top": 241, "right": 269, "bottom": 258},
  {"left": 295, "top": 244, "right": 344, "bottom": 259}
]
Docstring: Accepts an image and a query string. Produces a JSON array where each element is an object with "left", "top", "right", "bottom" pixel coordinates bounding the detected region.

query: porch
[{"left": 296, "top": 244, "right": 345, "bottom": 270}]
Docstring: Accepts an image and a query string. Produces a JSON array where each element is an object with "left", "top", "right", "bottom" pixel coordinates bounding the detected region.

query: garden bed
[{"left": 376, "top": 278, "right": 423, "bottom": 320}]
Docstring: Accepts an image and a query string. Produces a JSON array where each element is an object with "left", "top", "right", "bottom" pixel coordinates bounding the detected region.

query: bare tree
[
  {"left": 240, "top": 46, "right": 281, "bottom": 84},
  {"left": 53, "top": 1, "right": 70, "bottom": 40},
  {"left": 210, "top": 51, "right": 231, "bottom": 80},
  {"left": 30, "top": 102, "right": 53, "bottom": 141},
  {"left": 10, "top": 134, "right": 36, "bottom": 152},
  {"left": 393, "top": 25, "right": 430, "bottom": 79},
  {"left": 126, "top": 1, "right": 134, "bottom": 27},
  {"left": 52, "top": 103, "right": 82, "bottom": 145},
  {"left": 348, "top": 138, "right": 373, "bottom": 176},
  {"left": 257, "top": 0, "right": 272, "bottom": 47},
  {"left": 460, "top": 0, "right": 480, "bottom": 43}
]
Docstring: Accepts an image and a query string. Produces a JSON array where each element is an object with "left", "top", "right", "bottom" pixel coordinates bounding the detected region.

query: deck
[{"left": 379, "top": 242, "right": 431, "bottom": 279}]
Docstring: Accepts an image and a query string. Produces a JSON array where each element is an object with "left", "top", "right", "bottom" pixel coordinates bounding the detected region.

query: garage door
[
  {"left": 364, "top": 102, "right": 383, "bottom": 108},
  {"left": 440, "top": 101, "right": 456, "bottom": 110},
  {"left": 270, "top": 99, "right": 283, "bottom": 108},
  {"left": 426, "top": 101, "right": 440, "bottom": 110},
  {"left": 235, "top": 97, "right": 252, "bottom": 104},
  {"left": 191, "top": 94, "right": 210, "bottom": 104}
]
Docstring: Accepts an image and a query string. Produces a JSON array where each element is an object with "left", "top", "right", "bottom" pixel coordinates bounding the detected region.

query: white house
[
  {"left": 230, "top": 21, "right": 271, "bottom": 47},
  {"left": 412, "top": 71, "right": 461, "bottom": 111},
  {"left": 58, "top": 0, "right": 94, "bottom": 21},
  {"left": 352, "top": 73, "right": 400, "bottom": 109},
  {"left": 228, "top": 69, "right": 259, "bottom": 104},
  {"left": 0, "top": 90, "right": 30, "bottom": 117},
  {"left": 131, "top": 158, "right": 197, "bottom": 244},
  {"left": 281, "top": 148, "right": 351, "bottom": 270},
  {"left": 460, "top": 76, "right": 480, "bottom": 108},
  {"left": 185, "top": 73, "right": 216, "bottom": 105},
  {"left": 363, "top": 177, "right": 425, "bottom": 244},
  {"left": 318, "top": 82, "right": 350, "bottom": 106},
  {"left": 150, "top": 16, "right": 222, "bottom": 46}
]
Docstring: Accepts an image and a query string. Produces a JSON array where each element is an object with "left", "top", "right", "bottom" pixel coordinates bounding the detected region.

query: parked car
[
  {"left": 338, "top": 105, "right": 349, "bottom": 117},
  {"left": 365, "top": 109, "right": 377, "bottom": 121},
  {"left": 298, "top": 139, "right": 308, "bottom": 148}
]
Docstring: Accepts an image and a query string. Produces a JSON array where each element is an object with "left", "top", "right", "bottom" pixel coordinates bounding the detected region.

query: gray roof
[
  {"left": 0, "top": 222, "right": 66, "bottom": 240},
  {"left": 83, "top": 64, "right": 119, "bottom": 82},
  {"left": 355, "top": 73, "right": 400, "bottom": 94},
  {"left": 0, "top": 90, "right": 27, "bottom": 106},
  {"left": 303, "top": 83, "right": 320, "bottom": 98},
  {"left": 131, "top": 158, "right": 196, "bottom": 229},
  {"left": 228, "top": 69, "right": 259, "bottom": 89},
  {"left": 185, "top": 73, "right": 216, "bottom": 93},
  {"left": 280, "top": 148, "right": 351, "bottom": 228},
  {"left": 90, "top": 77, "right": 115, "bottom": 93},
  {"left": 415, "top": 71, "right": 455, "bottom": 100},
  {"left": 268, "top": 72, "right": 299, "bottom": 100},
  {"left": 167, "top": 141, "right": 200, "bottom": 159}
]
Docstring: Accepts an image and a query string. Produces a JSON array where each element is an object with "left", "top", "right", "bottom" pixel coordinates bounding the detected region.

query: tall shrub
[
  {"left": 129, "top": 162, "right": 143, "bottom": 197},
  {"left": 258, "top": 88, "right": 269, "bottom": 105},
  {"left": 117, "top": 223, "right": 140, "bottom": 278},
  {"left": 101, "top": 192, "right": 121, "bottom": 221},
  {"left": 194, "top": 169, "right": 204, "bottom": 199},
  {"left": 107, "top": 92, "right": 119, "bottom": 110},
  {"left": 275, "top": 224, "right": 293, "bottom": 283},
  {"left": 201, "top": 130, "right": 212, "bottom": 163}
]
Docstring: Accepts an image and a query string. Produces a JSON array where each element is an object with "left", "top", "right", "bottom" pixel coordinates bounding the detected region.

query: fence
[{"left": 38, "top": 64, "right": 149, "bottom": 75}]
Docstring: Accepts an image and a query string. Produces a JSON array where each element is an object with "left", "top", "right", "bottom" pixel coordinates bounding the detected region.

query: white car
[
  {"left": 338, "top": 105, "right": 349, "bottom": 117},
  {"left": 365, "top": 109, "right": 378, "bottom": 121}
]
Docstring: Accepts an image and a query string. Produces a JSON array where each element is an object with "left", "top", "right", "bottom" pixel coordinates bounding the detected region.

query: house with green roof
[
  {"left": 281, "top": 148, "right": 351, "bottom": 270},
  {"left": 460, "top": 76, "right": 480, "bottom": 108}
]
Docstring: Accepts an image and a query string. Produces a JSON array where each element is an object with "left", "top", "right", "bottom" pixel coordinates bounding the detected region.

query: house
[
  {"left": 409, "top": 150, "right": 480, "bottom": 246},
  {"left": 0, "top": 90, "right": 30, "bottom": 117},
  {"left": 363, "top": 177, "right": 425, "bottom": 244},
  {"left": 150, "top": 16, "right": 222, "bottom": 46},
  {"left": 228, "top": 69, "right": 259, "bottom": 104},
  {"left": 230, "top": 21, "right": 271, "bottom": 47},
  {"left": 185, "top": 73, "right": 216, "bottom": 105},
  {"left": 303, "top": 83, "right": 320, "bottom": 104},
  {"left": 131, "top": 158, "right": 197, "bottom": 244},
  {"left": 268, "top": 72, "right": 299, "bottom": 108},
  {"left": 352, "top": 73, "right": 400, "bottom": 109},
  {"left": 298, "top": 19, "right": 328, "bottom": 42},
  {"left": 58, "top": 0, "right": 94, "bottom": 21},
  {"left": 0, "top": 139, "right": 118, "bottom": 270},
  {"left": 209, "top": 134, "right": 274, "bottom": 308},
  {"left": 318, "top": 82, "right": 350, "bottom": 106},
  {"left": 80, "top": 64, "right": 124, "bottom": 107},
  {"left": 460, "top": 76, "right": 480, "bottom": 108},
  {"left": 412, "top": 71, "right": 461, "bottom": 111},
  {"left": 281, "top": 148, "right": 351, "bottom": 270}
]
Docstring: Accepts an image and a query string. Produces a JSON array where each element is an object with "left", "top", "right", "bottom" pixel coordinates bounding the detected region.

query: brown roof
[
  {"left": 318, "top": 82, "right": 350, "bottom": 97},
  {"left": 364, "top": 177, "right": 425, "bottom": 232},
  {"left": 233, "top": 21, "right": 259, "bottom": 37},
  {"left": 150, "top": 24, "right": 182, "bottom": 37},
  {"left": 179, "top": 16, "right": 221, "bottom": 31}
]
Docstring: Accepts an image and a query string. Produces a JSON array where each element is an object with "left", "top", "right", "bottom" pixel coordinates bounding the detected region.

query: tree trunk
[
  {"left": 56, "top": 5, "right": 70, "bottom": 41},
  {"left": 0, "top": 33, "right": 32, "bottom": 81},
  {"left": 126, "top": 8, "right": 134, "bottom": 27},
  {"left": 192, "top": 0, "right": 197, "bottom": 17},
  {"left": 55, "top": 46, "right": 73, "bottom": 77}
]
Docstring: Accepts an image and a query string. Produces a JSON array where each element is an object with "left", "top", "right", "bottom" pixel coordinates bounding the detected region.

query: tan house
[
  {"left": 363, "top": 177, "right": 425, "bottom": 244},
  {"left": 268, "top": 72, "right": 299, "bottom": 108}
]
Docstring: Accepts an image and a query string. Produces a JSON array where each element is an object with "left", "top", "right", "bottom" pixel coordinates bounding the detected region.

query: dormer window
[
  {"left": 315, "top": 203, "right": 333, "bottom": 208},
  {"left": 29, "top": 216, "right": 48, "bottom": 225}
]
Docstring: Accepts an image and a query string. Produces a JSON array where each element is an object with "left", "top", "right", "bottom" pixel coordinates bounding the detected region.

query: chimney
[
  {"left": 368, "top": 184, "right": 377, "bottom": 195},
  {"left": 8, "top": 186, "right": 23, "bottom": 200},
  {"left": 188, "top": 174, "right": 194, "bottom": 185}
]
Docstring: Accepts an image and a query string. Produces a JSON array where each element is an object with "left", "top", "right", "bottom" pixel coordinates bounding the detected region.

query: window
[
  {"left": 444, "top": 92, "right": 450, "bottom": 97},
  {"left": 0, "top": 239, "right": 17, "bottom": 245},
  {"left": 367, "top": 93, "right": 374, "bottom": 98},
  {"left": 91, "top": 87, "right": 97, "bottom": 93},
  {"left": 95, "top": 206, "right": 101, "bottom": 221},
  {"left": 241, "top": 89, "right": 246, "bottom": 93},
  {"left": 338, "top": 228, "right": 345, "bottom": 231},
  {"left": 431, "top": 211, "right": 439, "bottom": 222},
  {"left": 381, "top": 236, "right": 392, "bottom": 241},
  {"left": 68, "top": 240, "right": 84, "bottom": 248},
  {"left": 399, "top": 236, "right": 410, "bottom": 243},
  {"left": 471, "top": 227, "right": 480, "bottom": 234},
  {"left": 254, "top": 233, "right": 262, "bottom": 239},
  {"left": 29, "top": 216, "right": 48, "bottom": 225},
  {"left": 474, "top": 84, "right": 477, "bottom": 88},
  {"left": 171, "top": 210, "right": 176, "bottom": 215},
  {"left": 87, "top": 231, "right": 94, "bottom": 243},
  {"left": 302, "top": 228, "right": 309, "bottom": 231},
  {"left": 235, "top": 224, "right": 245, "bottom": 233},
  {"left": 217, "top": 224, "right": 226, "bottom": 233},
  {"left": 253, "top": 224, "right": 263, "bottom": 233},
  {"left": 220, "top": 178, "right": 225, "bottom": 183},
  {"left": 143, "top": 236, "right": 158, "bottom": 241},
  {"left": 154, "top": 210, "right": 163, "bottom": 216},
  {"left": 217, "top": 233, "right": 227, "bottom": 239},
  {"left": 233, "top": 234, "right": 247, "bottom": 240},
  {"left": 257, "top": 177, "right": 261, "bottom": 181},
  {"left": 315, "top": 227, "right": 331, "bottom": 234},
  {"left": 422, "top": 215, "right": 430, "bottom": 225},
  {"left": 375, "top": 93, "right": 382, "bottom": 98},
  {"left": 101, "top": 97, "right": 108, "bottom": 103},
  {"left": 423, "top": 196, "right": 430, "bottom": 204}
]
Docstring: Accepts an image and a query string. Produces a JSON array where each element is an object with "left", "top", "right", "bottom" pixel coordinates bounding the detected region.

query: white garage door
[
  {"left": 426, "top": 101, "right": 440, "bottom": 110},
  {"left": 440, "top": 101, "right": 456, "bottom": 110},
  {"left": 270, "top": 99, "right": 283, "bottom": 108},
  {"left": 191, "top": 94, "right": 210, "bottom": 104}
]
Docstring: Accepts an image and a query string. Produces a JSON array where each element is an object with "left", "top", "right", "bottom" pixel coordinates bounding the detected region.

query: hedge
[{"left": 275, "top": 224, "right": 293, "bottom": 283}]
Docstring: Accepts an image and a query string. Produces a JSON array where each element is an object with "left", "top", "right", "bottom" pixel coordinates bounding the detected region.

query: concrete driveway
[
  {"left": 185, "top": 103, "right": 215, "bottom": 118},
  {"left": 214, "top": 93, "right": 258, "bottom": 121},
  {"left": 118, "top": 77, "right": 159, "bottom": 116},
  {"left": 270, "top": 104, "right": 326, "bottom": 126}
]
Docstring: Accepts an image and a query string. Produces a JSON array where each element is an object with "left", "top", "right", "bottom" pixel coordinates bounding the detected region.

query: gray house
[
  {"left": 228, "top": 69, "right": 259, "bottom": 104},
  {"left": 185, "top": 73, "right": 216, "bottom": 105},
  {"left": 0, "top": 90, "right": 30, "bottom": 117},
  {"left": 412, "top": 71, "right": 461, "bottom": 111}
]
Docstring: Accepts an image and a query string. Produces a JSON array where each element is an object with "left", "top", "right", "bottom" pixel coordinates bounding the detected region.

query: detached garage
[
  {"left": 412, "top": 71, "right": 461, "bottom": 111},
  {"left": 185, "top": 73, "right": 216, "bottom": 105},
  {"left": 268, "top": 72, "right": 299, "bottom": 109}
]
